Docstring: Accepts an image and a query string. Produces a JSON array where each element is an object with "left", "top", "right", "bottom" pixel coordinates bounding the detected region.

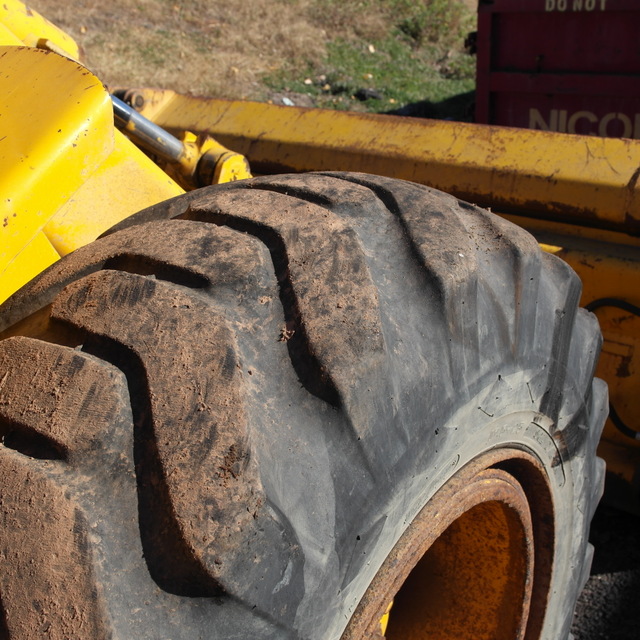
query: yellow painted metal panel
[
  {"left": 0, "top": 231, "right": 58, "bottom": 303},
  {"left": 0, "top": 0, "right": 80, "bottom": 59},
  {"left": 0, "top": 47, "right": 184, "bottom": 303},
  {"left": 45, "top": 130, "right": 184, "bottom": 256},
  {"left": 135, "top": 91, "right": 640, "bottom": 235},
  {"left": 0, "top": 46, "right": 113, "bottom": 296},
  {"left": 0, "top": 21, "right": 22, "bottom": 46}
]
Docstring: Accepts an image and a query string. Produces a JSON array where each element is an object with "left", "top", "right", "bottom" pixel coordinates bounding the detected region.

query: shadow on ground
[{"left": 383, "top": 90, "right": 475, "bottom": 122}]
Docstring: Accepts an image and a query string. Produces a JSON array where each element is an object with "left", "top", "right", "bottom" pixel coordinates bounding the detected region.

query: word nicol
[{"left": 529, "top": 109, "right": 640, "bottom": 138}]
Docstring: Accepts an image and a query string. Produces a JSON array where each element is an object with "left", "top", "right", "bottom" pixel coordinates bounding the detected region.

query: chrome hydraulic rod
[{"left": 111, "top": 94, "right": 184, "bottom": 162}]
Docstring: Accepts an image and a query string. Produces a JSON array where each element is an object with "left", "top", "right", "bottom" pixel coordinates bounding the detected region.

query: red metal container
[{"left": 475, "top": 0, "right": 640, "bottom": 138}]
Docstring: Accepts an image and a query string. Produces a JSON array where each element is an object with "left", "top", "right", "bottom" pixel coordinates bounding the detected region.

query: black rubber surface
[{"left": 0, "top": 173, "right": 607, "bottom": 639}]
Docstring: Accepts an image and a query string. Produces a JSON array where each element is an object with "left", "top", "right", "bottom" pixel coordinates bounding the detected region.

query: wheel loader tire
[{"left": 0, "top": 172, "right": 605, "bottom": 640}]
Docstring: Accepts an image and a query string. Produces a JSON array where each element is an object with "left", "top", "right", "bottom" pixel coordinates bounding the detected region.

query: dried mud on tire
[{"left": 0, "top": 173, "right": 606, "bottom": 639}]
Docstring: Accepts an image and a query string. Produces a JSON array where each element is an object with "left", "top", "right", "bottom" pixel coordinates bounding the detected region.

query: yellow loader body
[{"left": 0, "top": 42, "right": 184, "bottom": 302}]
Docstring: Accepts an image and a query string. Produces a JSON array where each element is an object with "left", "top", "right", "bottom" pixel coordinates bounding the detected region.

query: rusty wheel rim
[{"left": 342, "top": 448, "right": 555, "bottom": 640}]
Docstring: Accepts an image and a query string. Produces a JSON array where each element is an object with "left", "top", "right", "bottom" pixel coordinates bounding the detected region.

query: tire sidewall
[{"left": 340, "top": 368, "right": 588, "bottom": 640}]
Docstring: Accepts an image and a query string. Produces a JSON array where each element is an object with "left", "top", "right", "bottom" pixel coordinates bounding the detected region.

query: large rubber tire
[{"left": 0, "top": 173, "right": 605, "bottom": 640}]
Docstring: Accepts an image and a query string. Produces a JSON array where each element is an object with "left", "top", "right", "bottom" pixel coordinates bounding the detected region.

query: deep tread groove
[
  {"left": 48, "top": 269, "right": 303, "bottom": 615},
  {"left": 183, "top": 205, "right": 341, "bottom": 405},
  {"left": 0, "top": 336, "right": 123, "bottom": 640},
  {"left": 555, "top": 311, "right": 604, "bottom": 463},
  {"left": 314, "top": 172, "right": 481, "bottom": 328},
  {"left": 0, "top": 221, "right": 257, "bottom": 331},
  {"left": 181, "top": 187, "right": 386, "bottom": 420},
  {"left": 232, "top": 179, "right": 336, "bottom": 208},
  {"left": 0, "top": 421, "right": 67, "bottom": 461},
  {"left": 78, "top": 331, "right": 220, "bottom": 597},
  {"left": 538, "top": 254, "right": 583, "bottom": 423},
  {"left": 311, "top": 172, "right": 513, "bottom": 395},
  {"left": 316, "top": 173, "right": 450, "bottom": 303},
  {"left": 0, "top": 603, "right": 9, "bottom": 640},
  {"left": 103, "top": 255, "right": 209, "bottom": 289}
]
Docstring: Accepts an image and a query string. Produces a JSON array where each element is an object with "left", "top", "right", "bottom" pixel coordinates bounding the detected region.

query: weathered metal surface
[
  {"left": 0, "top": 0, "right": 80, "bottom": 59},
  {"left": 134, "top": 90, "right": 640, "bottom": 235},
  {"left": 0, "top": 47, "right": 183, "bottom": 303}
]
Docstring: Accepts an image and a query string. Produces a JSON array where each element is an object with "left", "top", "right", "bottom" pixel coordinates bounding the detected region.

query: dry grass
[
  {"left": 26, "top": 0, "right": 477, "bottom": 118},
  {"left": 27, "top": 0, "right": 397, "bottom": 98}
]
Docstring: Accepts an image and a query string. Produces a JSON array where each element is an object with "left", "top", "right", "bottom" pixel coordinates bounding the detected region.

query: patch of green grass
[
  {"left": 394, "top": 0, "right": 469, "bottom": 49},
  {"left": 263, "top": 0, "right": 476, "bottom": 119}
]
